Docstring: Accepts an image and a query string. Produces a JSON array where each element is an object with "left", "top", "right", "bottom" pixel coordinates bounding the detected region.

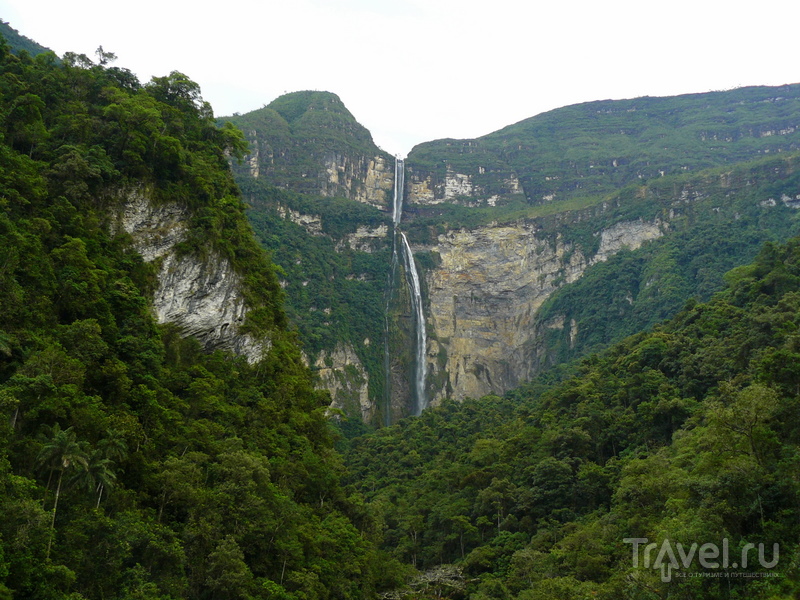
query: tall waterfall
[
  {"left": 384, "top": 157, "right": 427, "bottom": 420},
  {"left": 401, "top": 231, "right": 428, "bottom": 415}
]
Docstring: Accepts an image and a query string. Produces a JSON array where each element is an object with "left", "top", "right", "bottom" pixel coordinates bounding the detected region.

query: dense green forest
[
  {"left": 5, "top": 22, "right": 800, "bottom": 599},
  {"left": 343, "top": 237, "right": 800, "bottom": 598},
  {"left": 0, "top": 40, "right": 405, "bottom": 598}
]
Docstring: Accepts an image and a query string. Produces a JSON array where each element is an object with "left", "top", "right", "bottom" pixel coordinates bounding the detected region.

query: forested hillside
[
  {"left": 530, "top": 154, "right": 800, "bottom": 368},
  {"left": 406, "top": 84, "right": 800, "bottom": 208},
  {"left": 0, "top": 20, "right": 53, "bottom": 57},
  {"left": 0, "top": 39, "right": 403, "bottom": 598},
  {"left": 344, "top": 237, "right": 800, "bottom": 598}
]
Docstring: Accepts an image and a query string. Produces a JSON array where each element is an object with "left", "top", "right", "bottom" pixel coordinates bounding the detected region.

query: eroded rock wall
[
  {"left": 424, "top": 218, "right": 665, "bottom": 401},
  {"left": 115, "top": 190, "right": 268, "bottom": 363},
  {"left": 314, "top": 344, "right": 372, "bottom": 422}
]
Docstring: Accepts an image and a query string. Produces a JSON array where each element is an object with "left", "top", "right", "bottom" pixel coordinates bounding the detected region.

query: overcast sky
[{"left": 2, "top": 0, "right": 799, "bottom": 156}]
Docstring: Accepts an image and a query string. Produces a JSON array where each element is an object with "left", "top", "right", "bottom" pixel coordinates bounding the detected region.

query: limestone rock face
[
  {"left": 314, "top": 344, "right": 372, "bottom": 422},
  {"left": 337, "top": 224, "right": 389, "bottom": 253},
  {"left": 425, "top": 218, "right": 665, "bottom": 401},
  {"left": 276, "top": 204, "right": 323, "bottom": 236},
  {"left": 593, "top": 219, "right": 664, "bottom": 262},
  {"left": 238, "top": 134, "right": 394, "bottom": 210},
  {"left": 115, "top": 190, "right": 268, "bottom": 363},
  {"left": 152, "top": 252, "right": 266, "bottom": 361},
  {"left": 319, "top": 152, "right": 394, "bottom": 209},
  {"left": 362, "top": 156, "right": 395, "bottom": 208},
  {"left": 406, "top": 164, "right": 525, "bottom": 207},
  {"left": 118, "top": 191, "right": 187, "bottom": 262}
]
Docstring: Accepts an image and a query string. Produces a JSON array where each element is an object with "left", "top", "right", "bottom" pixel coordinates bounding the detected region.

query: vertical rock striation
[
  {"left": 114, "top": 190, "right": 268, "bottom": 363},
  {"left": 425, "top": 218, "right": 665, "bottom": 402}
]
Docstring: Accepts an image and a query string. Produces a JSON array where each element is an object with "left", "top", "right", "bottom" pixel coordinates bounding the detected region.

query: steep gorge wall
[{"left": 422, "top": 217, "right": 664, "bottom": 402}]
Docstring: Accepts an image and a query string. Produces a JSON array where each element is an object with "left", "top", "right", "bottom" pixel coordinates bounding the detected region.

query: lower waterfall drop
[
  {"left": 401, "top": 232, "right": 428, "bottom": 415},
  {"left": 384, "top": 157, "right": 427, "bottom": 420}
]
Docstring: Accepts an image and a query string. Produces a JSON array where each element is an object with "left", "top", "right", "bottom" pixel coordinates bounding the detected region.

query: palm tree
[
  {"left": 70, "top": 449, "right": 117, "bottom": 509},
  {"left": 36, "top": 424, "right": 88, "bottom": 557},
  {"left": 98, "top": 428, "right": 128, "bottom": 462}
]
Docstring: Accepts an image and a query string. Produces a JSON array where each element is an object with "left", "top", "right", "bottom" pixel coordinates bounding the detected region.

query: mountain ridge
[
  {"left": 226, "top": 83, "right": 800, "bottom": 417},
  {"left": 405, "top": 83, "right": 800, "bottom": 211}
]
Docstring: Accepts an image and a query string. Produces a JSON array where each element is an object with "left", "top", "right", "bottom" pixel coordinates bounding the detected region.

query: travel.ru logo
[{"left": 624, "top": 538, "right": 780, "bottom": 582}]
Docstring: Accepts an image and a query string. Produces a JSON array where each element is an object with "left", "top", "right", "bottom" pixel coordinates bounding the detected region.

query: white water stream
[{"left": 384, "top": 158, "right": 428, "bottom": 418}]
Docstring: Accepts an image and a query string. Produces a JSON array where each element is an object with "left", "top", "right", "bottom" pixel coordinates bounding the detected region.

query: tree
[
  {"left": 36, "top": 424, "right": 88, "bottom": 557},
  {"left": 70, "top": 449, "right": 117, "bottom": 509},
  {"left": 0, "top": 331, "right": 11, "bottom": 357},
  {"left": 204, "top": 536, "right": 254, "bottom": 600},
  {"left": 94, "top": 45, "right": 116, "bottom": 66},
  {"left": 708, "top": 383, "right": 780, "bottom": 468}
]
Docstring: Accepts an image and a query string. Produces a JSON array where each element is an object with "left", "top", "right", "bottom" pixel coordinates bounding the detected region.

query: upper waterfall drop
[{"left": 392, "top": 157, "right": 405, "bottom": 225}]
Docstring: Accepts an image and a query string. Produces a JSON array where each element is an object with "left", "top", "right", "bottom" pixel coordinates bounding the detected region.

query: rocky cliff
[
  {"left": 423, "top": 217, "right": 665, "bottom": 402},
  {"left": 114, "top": 189, "right": 268, "bottom": 363},
  {"left": 314, "top": 344, "right": 372, "bottom": 422},
  {"left": 407, "top": 164, "right": 524, "bottom": 207},
  {"left": 415, "top": 153, "right": 800, "bottom": 403}
]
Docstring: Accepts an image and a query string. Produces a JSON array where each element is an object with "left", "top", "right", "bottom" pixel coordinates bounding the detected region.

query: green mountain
[
  {"left": 405, "top": 84, "right": 800, "bottom": 209},
  {"left": 222, "top": 91, "right": 394, "bottom": 208},
  {"left": 0, "top": 20, "right": 54, "bottom": 57},
  {"left": 0, "top": 35, "right": 402, "bottom": 599}
]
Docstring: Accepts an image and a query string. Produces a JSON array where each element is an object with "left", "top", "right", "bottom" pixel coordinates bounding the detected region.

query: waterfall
[
  {"left": 392, "top": 158, "right": 404, "bottom": 225},
  {"left": 401, "top": 232, "right": 428, "bottom": 415},
  {"left": 384, "top": 157, "right": 427, "bottom": 421}
]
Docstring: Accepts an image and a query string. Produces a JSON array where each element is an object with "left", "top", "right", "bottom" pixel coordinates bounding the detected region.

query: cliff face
[
  {"left": 424, "top": 218, "right": 664, "bottom": 401},
  {"left": 244, "top": 144, "right": 393, "bottom": 209},
  {"left": 320, "top": 153, "right": 394, "bottom": 209},
  {"left": 115, "top": 190, "right": 268, "bottom": 363},
  {"left": 407, "top": 166, "right": 525, "bottom": 207},
  {"left": 314, "top": 344, "right": 372, "bottom": 422}
]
